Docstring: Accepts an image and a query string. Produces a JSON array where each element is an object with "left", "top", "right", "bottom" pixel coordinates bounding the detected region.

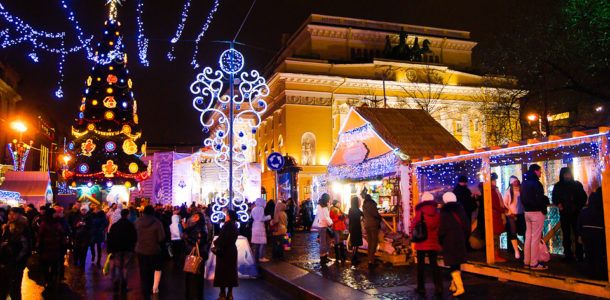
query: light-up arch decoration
[{"left": 190, "top": 46, "right": 269, "bottom": 223}]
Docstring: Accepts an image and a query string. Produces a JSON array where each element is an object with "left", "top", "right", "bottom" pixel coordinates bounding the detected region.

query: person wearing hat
[
  {"left": 412, "top": 192, "right": 442, "bottom": 296},
  {"left": 453, "top": 175, "right": 476, "bottom": 242},
  {"left": 439, "top": 192, "right": 469, "bottom": 297},
  {"left": 213, "top": 210, "right": 240, "bottom": 300}
]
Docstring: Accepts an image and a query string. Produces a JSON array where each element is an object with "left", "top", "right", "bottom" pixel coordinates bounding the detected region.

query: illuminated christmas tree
[{"left": 64, "top": 0, "right": 149, "bottom": 192}]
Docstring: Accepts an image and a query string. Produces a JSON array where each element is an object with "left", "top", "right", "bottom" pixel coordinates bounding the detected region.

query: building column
[{"left": 461, "top": 113, "right": 472, "bottom": 149}]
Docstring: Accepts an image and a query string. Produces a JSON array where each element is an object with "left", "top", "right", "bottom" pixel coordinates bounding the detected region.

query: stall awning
[
  {"left": 329, "top": 107, "right": 466, "bottom": 180},
  {"left": 0, "top": 171, "right": 52, "bottom": 207}
]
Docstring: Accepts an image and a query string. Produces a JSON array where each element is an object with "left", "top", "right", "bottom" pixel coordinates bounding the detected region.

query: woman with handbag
[
  {"left": 213, "top": 210, "right": 239, "bottom": 300},
  {"left": 271, "top": 201, "right": 288, "bottom": 259},
  {"left": 412, "top": 192, "right": 442, "bottom": 296},
  {"left": 439, "top": 192, "right": 469, "bottom": 297},
  {"left": 183, "top": 212, "right": 208, "bottom": 300}
]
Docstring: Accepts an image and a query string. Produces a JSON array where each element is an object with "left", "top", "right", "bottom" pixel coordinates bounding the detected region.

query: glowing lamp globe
[{"left": 218, "top": 48, "right": 244, "bottom": 74}]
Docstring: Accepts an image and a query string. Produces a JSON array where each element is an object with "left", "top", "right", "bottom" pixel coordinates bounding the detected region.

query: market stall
[
  {"left": 328, "top": 107, "right": 466, "bottom": 264},
  {"left": 0, "top": 171, "right": 53, "bottom": 208},
  {"left": 411, "top": 128, "right": 610, "bottom": 298}
]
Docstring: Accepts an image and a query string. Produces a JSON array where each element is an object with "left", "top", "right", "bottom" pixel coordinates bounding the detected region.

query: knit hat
[
  {"left": 442, "top": 192, "right": 457, "bottom": 204},
  {"left": 421, "top": 192, "right": 434, "bottom": 202}
]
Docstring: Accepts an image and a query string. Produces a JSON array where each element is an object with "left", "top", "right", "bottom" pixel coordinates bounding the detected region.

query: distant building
[
  {"left": 255, "top": 14, "right": 523, "bottom": 202},
  {"left": 0, "top": 62, "right": 22, "bottom": 167}
]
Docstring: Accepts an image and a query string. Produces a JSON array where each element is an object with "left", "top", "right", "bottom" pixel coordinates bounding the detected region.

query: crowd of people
[
  {"left": 412, "top": 164, "right": 606, "bottom": 296},
  {"left": 0, "top": 201, "right": 242, "bottom": 300}
]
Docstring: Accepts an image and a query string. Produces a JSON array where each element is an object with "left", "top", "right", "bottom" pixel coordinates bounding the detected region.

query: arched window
[{"left": 301, "top": 132, "right": 316, "bottom": 166}]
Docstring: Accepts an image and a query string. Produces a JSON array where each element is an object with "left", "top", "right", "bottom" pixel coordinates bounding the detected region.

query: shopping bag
[
  {"left": 538, "top": 239, "right": 550, "bottom": 262},
  {"left": 183, "top": 243, "right": 203, "bottom": 274},
  {"left": 102, "top": 254, "right": 112, "bottom": 276}
]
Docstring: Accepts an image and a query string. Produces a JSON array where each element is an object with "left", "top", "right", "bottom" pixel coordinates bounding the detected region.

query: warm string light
[
  {"left": 135, "top": 0, "right": 149, "bottom": 66},
  {"left": 338, "top": 123, "right": 376, "bottom": 143},
  {"left": 167, "top": 0, "right": 192, "bottom": 61},
  {"left": 190, "top": 0, "right": 221, "bottom": 68}
]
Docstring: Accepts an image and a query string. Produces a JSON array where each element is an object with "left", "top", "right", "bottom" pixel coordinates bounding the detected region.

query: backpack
[{"left": 411, "top": 212, "right": 428, "bottom": 243}]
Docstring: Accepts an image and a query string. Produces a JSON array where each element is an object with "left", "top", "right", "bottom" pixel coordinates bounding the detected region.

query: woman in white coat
[
  {"left": 251, "top": 198, "right": 272, "bottom": 263},
  {"left": 313, "top": 193, "right": 333, "bottom": 264}
]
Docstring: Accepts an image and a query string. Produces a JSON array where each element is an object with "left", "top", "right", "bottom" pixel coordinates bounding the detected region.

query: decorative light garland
[
  {"left": 338, "top": 123, "right": 376, "bottom": 144},
  {"left": 167, "top": 0, "right": 192, "bottom": 61},
  {"left": 190, "top": 0, "right": 221, "bottom": 68},
  {"left": 60, "top": 0, "right": 94, "bottom": 59},
  {"left": 134, "top": 0, "right": 149, "bottom": 66},
  {"left": 190, "top": 46, "right": 269, "bottom": 223},
  {"left": 0, "top": 189, "right": 21, "bottom": 204},
  {"left": 7, "top": 141, "right": 33, "bottom": 171},
  {"left": 328, "top": 151, "right": 399, "bottom": 181}
]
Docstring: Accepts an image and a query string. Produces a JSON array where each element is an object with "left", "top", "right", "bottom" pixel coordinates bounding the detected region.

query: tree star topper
[{"left": 106, "top": 0, "right": 123, "bottom": 21}]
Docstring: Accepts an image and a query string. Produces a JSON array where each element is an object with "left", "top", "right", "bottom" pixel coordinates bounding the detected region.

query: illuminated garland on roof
[{"left": 328, "top": 151, "right": 399, "bottom": 181}]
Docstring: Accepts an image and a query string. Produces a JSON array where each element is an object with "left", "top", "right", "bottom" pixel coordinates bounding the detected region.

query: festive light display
[
  {"left": 0, "top": 190, "right": 21, "bottom": 206},
  {"left": 167, "top": 0, "right": 192, "bottom": 61},
  {"left": 190, "top": 0, "right": 221, "bottom": 68},
  {"left": 64, "top": 3, "right": 149, "bottom": 189},
  {"left": 190, "top": 46, "right": 269, "bottom": 223},
  {"left": 60, "top": 0, "right": 94, "bottom": 59},
  {"left": 7, "top": 140, "right": 33, "bottom": 171},
  {"left": 135, "top": 0, "right": 149, "bottom": 66},
  {"left": 328, "top": 151, "right": 399, "bottom": 181},
  {"left": 338, "top": 123, "right": 376, "bottom": 144}
]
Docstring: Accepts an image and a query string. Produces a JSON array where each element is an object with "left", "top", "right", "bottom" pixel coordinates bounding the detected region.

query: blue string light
[
  {"left": 60, "top": 0, "right": 94, "bottom": 59},
  {"left": 167, "top": 0, "right": 192, "bottom": 61},
  {"left": 135, "top": 0, "right": 149, "bottom": 66},
  {"left": 190, "top": 0, "right": 221, "bottom": 68}
]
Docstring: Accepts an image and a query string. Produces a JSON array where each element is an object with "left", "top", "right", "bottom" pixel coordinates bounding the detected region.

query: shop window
[{"left": 301, "top": 132, "right": 316, "bottom": 166}]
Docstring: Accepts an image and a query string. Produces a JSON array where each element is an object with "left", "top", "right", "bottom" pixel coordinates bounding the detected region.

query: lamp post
[
  {"left": 8, "top": 120, "right": 32, "bottom": 171},
  {"left": 526, "top": 113, "right": 547, "bottom": 137}
]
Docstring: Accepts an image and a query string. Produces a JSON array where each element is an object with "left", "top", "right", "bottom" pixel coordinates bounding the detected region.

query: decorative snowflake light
[{"left": 190, "top": 46, "right": 269, "bottom": 223}]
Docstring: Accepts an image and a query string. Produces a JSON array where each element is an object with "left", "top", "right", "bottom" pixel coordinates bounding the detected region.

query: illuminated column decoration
[
  {"left": 7, "top": 140, "right": 33, "bottom": 171},
  {"left": 190, "top": 46, "right": 269, "bottom": 223}
]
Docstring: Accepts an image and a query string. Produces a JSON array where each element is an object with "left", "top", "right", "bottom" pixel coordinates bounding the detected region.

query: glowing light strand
[
  {"left": 167, "top": 0, "right": 192, "bottom": 61},
  {"left": 190, "top": 0, "right": 221, "bottom": 68},
  {"left": 190, "top": 47, "right": 269, "bottom": 223},
  {"left": 60, "top": 0, "right": 94, "bottom": 59},
  {"left": 135, "top": 0, "right": 149, "bottom": 66}
]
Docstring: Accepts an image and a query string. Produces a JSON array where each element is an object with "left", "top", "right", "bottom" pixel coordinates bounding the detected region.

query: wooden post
[
  {"left": 482, "top": 155, "right": 495, "bottom": 264},
  {"left": 599, "top": 132, "right": 610, "bottom": 282},
  {"left": 411, "top": 165, "right": 419, "bottom": 263}
]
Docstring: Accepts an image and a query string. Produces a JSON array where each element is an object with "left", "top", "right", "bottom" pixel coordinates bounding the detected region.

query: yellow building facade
[{"left": 256, "top": 14, "right": 522, "bottom": 203}]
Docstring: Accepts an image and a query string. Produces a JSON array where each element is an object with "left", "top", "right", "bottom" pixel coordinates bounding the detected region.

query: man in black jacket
[
  {"left": 578, "top": 187, "right": 606, "bottom": 279},
  {"left": 107, "top": 209, "right": 137, "bottom": 294},
  {"left": 453, "top": 175, "right": 476, "bottom": 244},
  {"left": 552, "top": 167, "right": 587, "bottom": 261},
  {"left": 521, "top": 164, "right": 550, "bottom": 270}
]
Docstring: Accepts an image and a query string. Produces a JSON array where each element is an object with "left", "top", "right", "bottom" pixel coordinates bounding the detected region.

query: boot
[
  {"left": 320, "top": 255, "right": 329, "bottom": 265},
  {"left": 334, "top": 245, "right": 341, "bottom": 263},
  {"left": 152, "top": 270, "right": 161, "bottom": 294},
  {"left": 449, "top": 280, "right": 457, "bottom": 292},
  {"left": 340, "top": 244, "right": 348, "bottom": 264},
  {"left": 511, "top": 239, "right": 521, "bottom": 260},
  {"left": 450, "top": 270, "right": 465, "bottom": 297}
]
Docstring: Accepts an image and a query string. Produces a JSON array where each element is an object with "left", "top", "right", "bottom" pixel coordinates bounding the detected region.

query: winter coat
[
  {"left": 300, "top": 200, "right": 314, "bottom": 225},
  {"left": 72, "top": 214, "right": 90, "bottom": 248},
  {"left": 87, "top": 210, "right": 108, "bottom": 243},
  {"left": 184, "top": 219, "right": 208, "bottom": 261},
  {"left": 578, "top": 188, "right": 605, "bottom": 251},
  {"left": 521, "top": 170, "right": 550, "bottom": 214},
  {"left": 453, "top": 184, "right": 476, "bottom": 215},
  {"left": 264, "top": 200, "right": 276, "bottom": 219},
  {"left": 313, "top": 204, "right": 333, "bottom": 229},
  {"left": 439, "top": 202, "right": 469, "bottom": 266},
  {"left": 169, "top": 215, "right": 183, "bottom": 241},
  {"left": 330, "top": 205, "right": 346, "bottom": 231},
  {"left": 348, "top": 208, "right": 363, "bottom": 247},
  {"left": 251, "top": 199, "right": 271, "bottom": 244},
  {"left": 412, "top": 201, "right": 441, "bottom": 251},
  {"left": 491, "top": 186, "right": 506, "bottom": 235},
  {"left": 503, "top": 187, "right": 523, "bottom": 216},
  {"left": 107, "top": 218, "right": 137, "bottom": 253},
  {"left": 38, "top": 217, "right": 66, "bottom": 262},
  {"left": 0, "top": 218, "right": 30, "bottom": 267},
  {"left": 272, "top": 202, "right": 288, "bottom": 236},
  {"left": 134, "top": 214, "right": 166, "bottom": 256},
  {"left": 362, "top": 198, "right": 381, "bottom": 230},
  {"left": 213, "top": 220, "right": 239, "bottom": 288},
  {"left": 552, "top": 167, "right": 587, "bottom": 216}
]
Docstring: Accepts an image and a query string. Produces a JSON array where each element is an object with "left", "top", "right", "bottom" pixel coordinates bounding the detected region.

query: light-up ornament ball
[
  {"left": 87, "top": 182, "right": 93, "bottom": 187},
  {"left": 104, "top": 111, "right": 115, "bottom": 120},
  {"left": 105, "top": 141, "right": 117, "bottom": 152},
  {"left": 122, "top": 125, "right": 132, "bottom": 134},
  {"left": 219, "top": 48, "right": 244, "bottom": 74},
  {"left": 87, "top": 124, "right": 95, "bottom": 131},
  {"left": 92, "top": 99, "right": 98, "bottom": 106},
  {"left": 124, "top": 181, "right": 132, "bottom": 189},
  {"left": 78, "top": 163, "right": 89, "bottom": 173},
  {"left": 129, "top": 162, "right": 139, "bottom": 173},
  {"left": 106, "top": 87, "right": 113, "bottom": 94}
]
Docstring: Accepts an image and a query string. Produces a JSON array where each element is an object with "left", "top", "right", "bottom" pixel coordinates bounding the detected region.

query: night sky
[{"left": 2, "top": 0, "right": 517, "bottom": 145}]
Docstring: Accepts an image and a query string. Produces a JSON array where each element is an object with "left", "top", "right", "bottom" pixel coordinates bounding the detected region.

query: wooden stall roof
[
  {"left": 412, "top": 127, "right": 610, "bottom": 166},
  {"left": 353, "top": 107, "right": 466, "bottom": 160}
]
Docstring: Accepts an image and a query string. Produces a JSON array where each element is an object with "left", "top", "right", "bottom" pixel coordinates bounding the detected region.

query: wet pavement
[
  {"left": 21, "top": 250, "right": 289, "bottom": 300},
  {"left": 278, "top": 232, "right": 602, "bottom": 299}
]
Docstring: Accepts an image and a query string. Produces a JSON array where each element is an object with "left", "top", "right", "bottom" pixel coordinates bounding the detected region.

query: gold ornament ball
[
  {"left": 129, "top": 162, "right": 139, "bottom": 173},
  {"left": 104, "top": 111, "right": 115, "bottom": 120}
]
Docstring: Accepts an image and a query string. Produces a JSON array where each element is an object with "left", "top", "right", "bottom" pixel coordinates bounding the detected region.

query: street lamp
[
  {"left": 10, "top": 120, "right": 27, "bottom": 142},
  {"left": 525, "top": 113, "right": 546, "bottom": 137}
]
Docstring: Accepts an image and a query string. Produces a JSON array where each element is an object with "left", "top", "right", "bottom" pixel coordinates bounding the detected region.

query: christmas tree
[{"left": 64, "top": 0, "right": 149, "bottom": 191}]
